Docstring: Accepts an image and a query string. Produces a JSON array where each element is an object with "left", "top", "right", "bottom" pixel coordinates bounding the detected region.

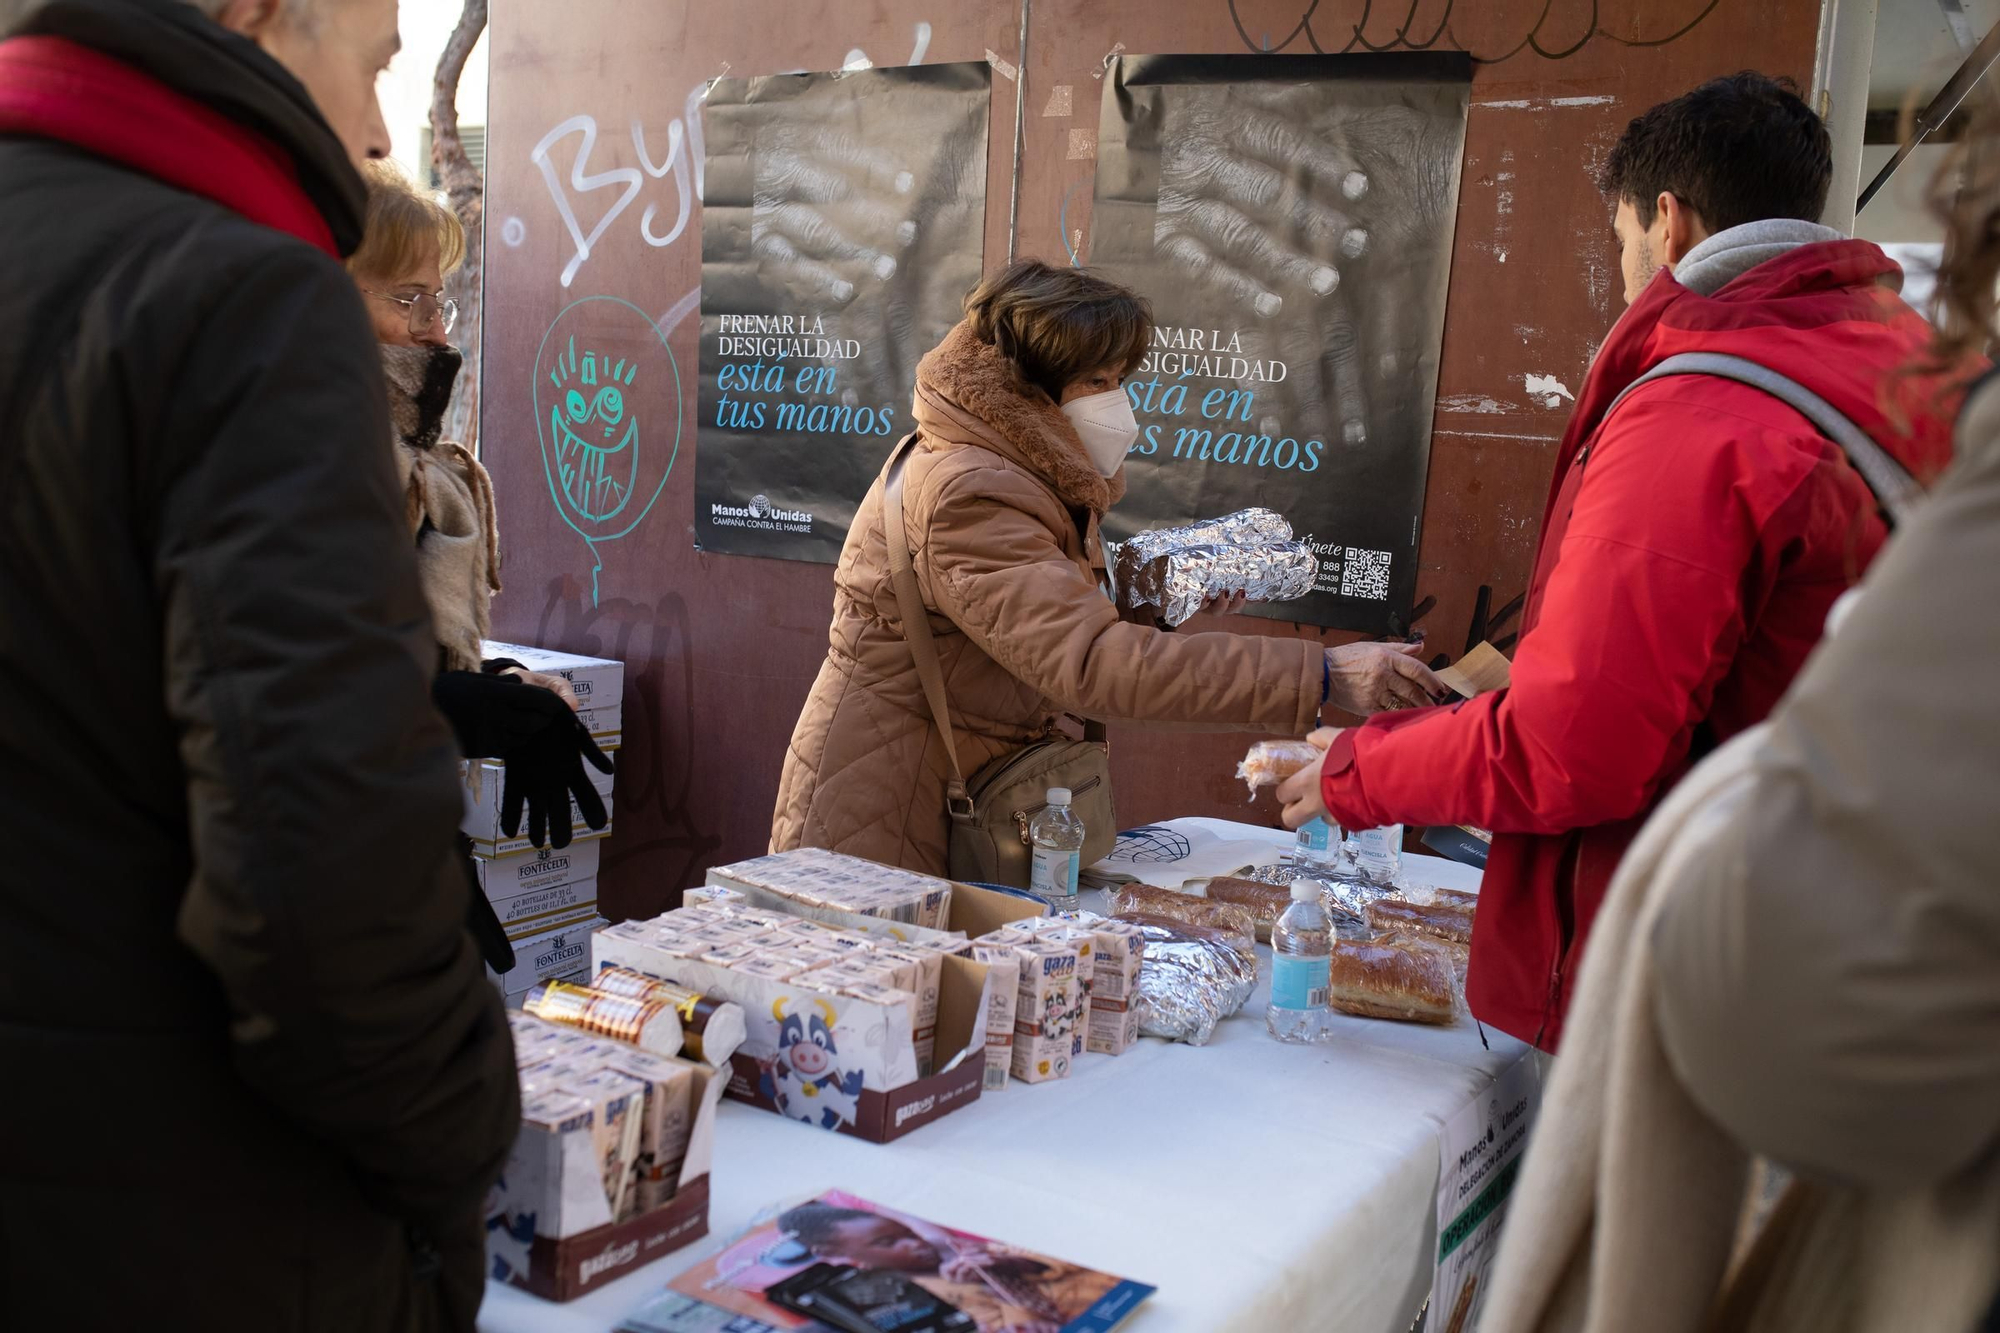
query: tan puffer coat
[{"left": 771, "top": 322, "right": 1322, "bottom": 874}]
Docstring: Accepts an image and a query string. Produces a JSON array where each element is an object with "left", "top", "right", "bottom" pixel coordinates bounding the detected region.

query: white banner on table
[{"left": 1430, "top": 1052, "right": 1540, "bottom": 1331}]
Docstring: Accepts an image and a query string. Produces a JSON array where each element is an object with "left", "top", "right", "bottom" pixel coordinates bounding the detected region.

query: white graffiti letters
[
  {"left": 532, "top": 115, "right": 645, "bottom": 288},
  {"left": 533, "top": 99, "right": 703, "bottom": 287}
]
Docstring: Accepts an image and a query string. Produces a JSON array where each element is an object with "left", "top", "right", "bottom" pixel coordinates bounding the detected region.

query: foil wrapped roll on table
[
  {"left": 1113, "top": 508, "right": 1320, "bottom": 627},
  {"left": 1113, "top": 912, "right": 1260, "bottom": 1046}
]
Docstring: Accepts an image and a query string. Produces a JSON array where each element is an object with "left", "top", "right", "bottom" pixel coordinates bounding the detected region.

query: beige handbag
[{"left": 880, "top": 435, "right": 1117, "bottom": 888}]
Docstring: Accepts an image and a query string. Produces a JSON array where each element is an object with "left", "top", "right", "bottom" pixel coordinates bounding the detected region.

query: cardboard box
[
  {"left": 576, "top": 703, "right": 623, "bottom": 751},
  {"left": 476, "top": 841, "right": 604, "bottom": 899},
  {"left": 497, "top": 914, "right": 608, "bottom": 995},
  {"left": 508, "top": 902, "right": 601, "bottom": 945},
  {"left": 492, "top": 879, "right": 600, "bottom": 935},
  {"left": 483, "top": 641, "right": 626, "bottom": 712},
  {"left": 464, "top": 760, "right": 615, "bottom": 856},
  {"left": 487, "top": 1038, "right": 725, "bottom": 1303},
  {"left": 707, "top": 848, "right": 953, "bottom": 931},
  {"left": 598, "top": 878, "right": 1043, "bottom": 1142},
  {"left": 592, "top": 934, "right": 923, "bottom": 1094}
]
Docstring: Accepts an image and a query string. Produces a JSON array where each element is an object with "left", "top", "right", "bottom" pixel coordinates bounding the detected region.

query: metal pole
[
  {"left": 1857, "top": 16, "right": 2000, "bottom": 215},
  {"left": 1005, "top": 0, "right": 1032, "bottom": 262},
  {"left": 1813, "top": 0, "right": 1880, "bottom": 234}
]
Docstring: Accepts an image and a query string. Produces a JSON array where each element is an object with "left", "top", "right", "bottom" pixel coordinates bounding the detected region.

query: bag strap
[
  {"left": 1603, "top": 350, "right": 1924, "bottom": 528},
  {"left": 880, "top": 435, "right": 976, "bottom": 821}
]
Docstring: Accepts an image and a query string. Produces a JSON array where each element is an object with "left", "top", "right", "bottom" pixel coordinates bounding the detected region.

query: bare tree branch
[{"left": 431, "top": 0, "right": 488, "bottom": 451}]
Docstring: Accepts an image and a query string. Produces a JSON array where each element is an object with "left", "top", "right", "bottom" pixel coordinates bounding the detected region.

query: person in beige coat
[
  {"left": 1478, "top": 100, "right": 2000, "bottom": 1332},
  {"left": 773, "top": 260, "right": 1440, "bottom": 874}
]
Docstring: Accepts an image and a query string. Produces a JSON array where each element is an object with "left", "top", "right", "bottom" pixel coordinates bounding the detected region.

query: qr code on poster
[{"left": 1340, "top": 548, "right": 1392, "bottom": 600}]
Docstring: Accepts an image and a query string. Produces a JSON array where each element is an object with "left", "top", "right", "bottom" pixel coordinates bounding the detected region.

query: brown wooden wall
[{"left": 483, "top": 0, "right": 1823, "bottom": 921}]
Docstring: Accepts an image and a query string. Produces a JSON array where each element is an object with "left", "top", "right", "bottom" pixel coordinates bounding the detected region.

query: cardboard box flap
[
  {"left": 935, "top": 956, "right": 991, "bottom": 1075},
  {"left": 706, "top": 875, "right": 1043, "bottom": 947},
  {"left": 675, "top": 1061, "right": 728, "bottom": 1193}
]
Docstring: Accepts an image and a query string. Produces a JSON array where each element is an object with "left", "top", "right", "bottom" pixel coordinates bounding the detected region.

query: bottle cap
[
  {"left": 1290, "top": 881, "right": 1320, "bottom": 903},
  {"left": 1046, "top": 787, "right": 1071, "bottom": 806}
]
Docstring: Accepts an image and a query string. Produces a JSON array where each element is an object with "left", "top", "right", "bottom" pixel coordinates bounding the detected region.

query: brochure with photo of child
[{"left": 617, "top": 1191, "right": 1154, "bottom": 1333}]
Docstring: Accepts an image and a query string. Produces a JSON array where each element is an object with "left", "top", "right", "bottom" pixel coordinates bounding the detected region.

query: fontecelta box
[
  {"left": 482, "top": 640, "right": 626, "bottom": 713},
  {"left": 576, "top": 703, "right": 623, "bottom": 751},
  {"left": 464, "top": 759, "right": 615, "bottom": 857},
  {"left": 498, "top": 914, "right": 608, "bottom": 998},
  {"left": 476, "top": 841, "right": 603, "bottom": 899},
  {"left": 491, "top": 878, "right": 599, "bottom": 935}
]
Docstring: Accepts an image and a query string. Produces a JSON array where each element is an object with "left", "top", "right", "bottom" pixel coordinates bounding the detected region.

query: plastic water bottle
[
  {"left": 1028, "top": 787, "right": 1085, "bottom": 908},
  {"left": 1295, "top": 816, "right": 1343, "bottom": 874},
  {"left": 1268, "top": 882, "right": 1334, "bottom": 1043},
  {"left": 1351, "top": 824, "right": 1405, "bottom": 887}
]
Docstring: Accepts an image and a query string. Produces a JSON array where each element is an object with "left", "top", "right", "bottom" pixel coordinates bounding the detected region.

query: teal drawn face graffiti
[
  {"left": 533, "top": 296, "right": 682, "bottom": 603},
  {"left": 547, "top": 336, "right": 640, "bottom": 521}
]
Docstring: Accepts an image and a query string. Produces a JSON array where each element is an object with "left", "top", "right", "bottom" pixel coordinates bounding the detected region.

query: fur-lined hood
[{"left": 912, "top": 321, "right": 1124, "bottom": 513}]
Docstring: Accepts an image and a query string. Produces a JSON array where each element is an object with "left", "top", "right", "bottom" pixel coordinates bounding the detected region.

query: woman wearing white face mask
[{"left": 773, "top": 259, "right": 1441, "bottom": 875}]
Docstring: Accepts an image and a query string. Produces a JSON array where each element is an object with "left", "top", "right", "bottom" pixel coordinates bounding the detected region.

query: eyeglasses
[{"left": 364, "top": 288, "right": 459, "bottom": 335}]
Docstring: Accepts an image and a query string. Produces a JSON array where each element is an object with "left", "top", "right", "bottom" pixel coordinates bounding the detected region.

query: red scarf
[{"left": 0, "top": 34, "right": 337, "bottom": 257}]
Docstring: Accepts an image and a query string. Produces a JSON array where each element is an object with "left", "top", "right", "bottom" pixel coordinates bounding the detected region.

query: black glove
[
  {"left": 431, "top": 670, "right": 614, "bottom": 850},
  {"left": 501, "top": 701, "right": 613, "bottom": 851}
]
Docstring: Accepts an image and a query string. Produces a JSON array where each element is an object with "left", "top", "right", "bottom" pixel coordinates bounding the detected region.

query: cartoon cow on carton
[{"left": 760, "top": 995, "right": 864, "bottom": 1130}]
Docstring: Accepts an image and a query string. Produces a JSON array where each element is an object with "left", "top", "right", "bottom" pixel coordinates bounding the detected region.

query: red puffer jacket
[{"left": 1318, "top": 240, "right": 1963, "bottom": 1052}]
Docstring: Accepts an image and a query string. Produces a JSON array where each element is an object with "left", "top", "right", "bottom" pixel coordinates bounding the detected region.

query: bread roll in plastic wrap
[
  {"left": 1236, "top": 739, "right": 1325, "bottom": 796},
  {"left": 1364, "top": 896, "right": 1475, "bottom": 945},
  {"left": 1108, "top": 884, "right": 1257, "bottom": 944},
  {"left": 1202, "top": 875, "right": 1299, "bottom": 942}
]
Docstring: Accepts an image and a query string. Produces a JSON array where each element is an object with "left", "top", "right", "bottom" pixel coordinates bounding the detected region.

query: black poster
[
  {"left": 1091, "top": 53, "right": 1470, "bottom": 632},
  {"left": 694, "top": 63, "right": 990, "bottom": 561}
]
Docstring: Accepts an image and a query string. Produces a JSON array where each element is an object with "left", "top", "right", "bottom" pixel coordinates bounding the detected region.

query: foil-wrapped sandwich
[
  {"left": 1114, "top": 508, "right": 1320, "bottom": 627},
  {"left": 1112, "top": 912, "right": 1260, "bottom": 1046}
]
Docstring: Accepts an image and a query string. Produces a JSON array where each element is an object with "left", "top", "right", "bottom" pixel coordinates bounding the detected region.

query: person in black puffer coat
[{"left": 0, "top": 0, "right": 516, "bottom": 1328}]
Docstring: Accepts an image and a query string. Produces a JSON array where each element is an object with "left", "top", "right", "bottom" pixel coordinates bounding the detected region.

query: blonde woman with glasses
[{"left": 348, "top": 161, "right": 611, "bottom": 975}]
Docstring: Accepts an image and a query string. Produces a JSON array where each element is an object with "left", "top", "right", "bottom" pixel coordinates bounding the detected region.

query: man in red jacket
[{"left": 1278, "top": 73, "right": 1967, "bottom": 1053}]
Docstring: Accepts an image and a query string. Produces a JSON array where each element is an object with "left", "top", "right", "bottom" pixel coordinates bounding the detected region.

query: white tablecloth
[{"left": 482, "top": 823, "right": 1524, "bottom": 1333}]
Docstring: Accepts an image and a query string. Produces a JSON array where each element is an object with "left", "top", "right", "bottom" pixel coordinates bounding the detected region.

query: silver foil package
[
  {"left": 1243, "top": 860, "right": 1398, "bottom": 936},
  {"left": 1143, "top": 542, "right": 1322, "bottom": 627},
  {"left": 1113, "top": 506, "right": 1294, "bottom": 587},
  {"left": 1114, "top": 508, "right": 1318, "bottom": 628},
  {"left": 1116, "top": 914, "right": 1260, "bottom": 1046}
]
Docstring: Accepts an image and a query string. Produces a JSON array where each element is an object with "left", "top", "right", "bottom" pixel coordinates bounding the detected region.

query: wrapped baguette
[
  {"left": 1203, "top": 875, "right": 1299, "bottom": 943},
  {"left": 1236, "top": 739, "right": 1324, "bottom": 796},
  {"left": 1108, "top": 884, "right": 1257, "bottom": 946},
  {"left": 1327, "top": 937, "right": 1458, "bottom": 1025},
  {"left": 1364, "top": 896, "right": 1475, "bottom": 946}
]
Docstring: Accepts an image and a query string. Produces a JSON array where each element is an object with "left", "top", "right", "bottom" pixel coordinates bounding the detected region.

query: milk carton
[
  {"left": 969, "top": 944, "right": 1022, "bottom": 1090},
  {"left": 1010, "top": 941, "right": 1080, "bottom": 1084}
]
